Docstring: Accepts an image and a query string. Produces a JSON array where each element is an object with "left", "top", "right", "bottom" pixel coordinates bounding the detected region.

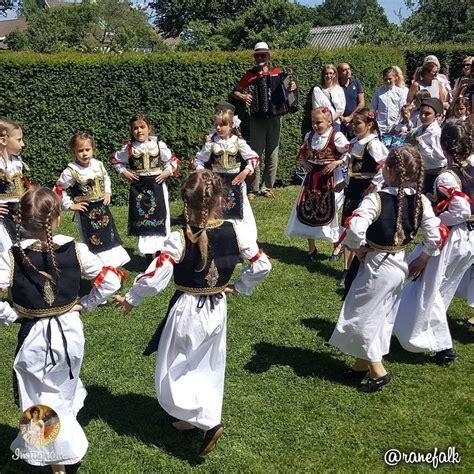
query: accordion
[{"left": 249, "top": 71, "right": 299, "bottom": 118}]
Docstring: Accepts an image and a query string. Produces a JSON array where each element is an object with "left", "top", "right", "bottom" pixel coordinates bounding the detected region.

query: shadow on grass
[
  {"left": 448, "top": 317, "right": 474, "bottom": 346},
  {"left": 244, "top": 341, "right": 358, "bottom": 387},
  {"left": 301, "top": 317, "right": 335, "bottom": 342},
  {"left": 78, "top": 385, "right": 205, "bottom": 466},
  {"left": 260, "top": 242, "right": 344, "bottom": 279},
  {"left": 122, "top": 247, "right": 148, "bottom": 274}
]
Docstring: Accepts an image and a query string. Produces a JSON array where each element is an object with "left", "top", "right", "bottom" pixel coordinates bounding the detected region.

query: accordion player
[{"left": 249, "top": 69, "right": 299, "bottom": 118}]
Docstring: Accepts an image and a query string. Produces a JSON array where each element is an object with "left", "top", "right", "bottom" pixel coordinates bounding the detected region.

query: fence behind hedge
[{"left": 0, "top": 44, "right": 471, "bottom": 203}]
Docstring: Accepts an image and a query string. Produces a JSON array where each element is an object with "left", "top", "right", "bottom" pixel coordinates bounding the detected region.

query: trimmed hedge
[{"left": 0, "top": 44, "right": 471, "bottom": 203}]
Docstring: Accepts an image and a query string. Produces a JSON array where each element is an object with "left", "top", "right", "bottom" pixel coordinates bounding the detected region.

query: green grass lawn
[{"left": 1, "top": 186, "right": 472, "bottom": 472}]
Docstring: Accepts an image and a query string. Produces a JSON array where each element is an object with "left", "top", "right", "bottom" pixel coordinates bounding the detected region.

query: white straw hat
[
  {"left": 254, "top": 42, "right": 270, "bottom": 52},
  {"left": 423, "top": 55, "right": 441, "bottom": 69}
]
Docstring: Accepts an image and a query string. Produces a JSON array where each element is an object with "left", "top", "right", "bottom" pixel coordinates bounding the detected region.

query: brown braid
[
  {"left": 385, "top": 145, "right": 425, "bottom": 245},
  {"left": 441, "top": 119, "right": 472, "bottom": 178},
  {"left": 394, "top": 148, "right": 407, "bottom": 246},
  {"left": 15, "top": 187, "right": 61, "bottom": 287},
  {"left": 181, "top": 170, "right": 223, "bottom": 272}
]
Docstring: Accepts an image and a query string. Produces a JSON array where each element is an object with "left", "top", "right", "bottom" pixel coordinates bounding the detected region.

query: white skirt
[
  {"left": 0, "top": 218, "right": 13, "bottom": 252},
  {"left": 456, "top": 265, "right": 474, "bottom": 307},
  {"left": 394, "top": 224, "right": 474, "bottom": 352},
  {"left": 10, "top": 312, "right": 88, "bottom": 466},
  {"left": 329, "top": 250, "right": 408, "bottom": 362},
  {"left": 226, "top": 181, "right": 258, "bottom": 244},
  {"left": 285, "top": 185, "right": 344, "bottom": 243},
  {"left": 155, "top": 292, "right": 227, "bottom": 431},
  {"left": 138, "top": 182, "right": 171, "bottom": 255}
]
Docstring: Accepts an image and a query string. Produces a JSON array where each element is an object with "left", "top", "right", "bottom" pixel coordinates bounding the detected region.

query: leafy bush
[{"left": 0, "top": 44, "right": 470, "bottom": 203}]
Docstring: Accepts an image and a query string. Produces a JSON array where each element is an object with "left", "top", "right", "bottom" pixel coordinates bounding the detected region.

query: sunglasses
[
  {"left": 254, "top": 54, "right": 268, "bottom": 59},
  {"left": 463, "top": 64, "right": 472, "bottom": 68}
]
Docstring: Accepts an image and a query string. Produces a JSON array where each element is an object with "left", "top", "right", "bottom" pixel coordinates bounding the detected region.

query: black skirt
[
  {"left": 341, "top": 177, "right": 373, "bottom": 223},
  {"left": 296, "top": 163, "right": 335, "bottom": 227},
  {"left": 78, "top": 199, "right": 122, "bottom": 253},
  {"left": 217, "top": 172, "right": 244, "bottom": 220},
  {"left": 128, "top": 176, "right": 167, "bottom": 236},
  {"left": 2, "top": 202, "right": 18, "bottom": 242}
]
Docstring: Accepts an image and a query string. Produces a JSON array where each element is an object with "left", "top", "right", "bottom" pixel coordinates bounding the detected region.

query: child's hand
[
  {"left": 302, "top": 159, "right": 313, "bottom": 173},
  {"left": 103, "top": 192, "right": 111, "bottom": 206},
  {"left": 155, "top": 169, "right": 171, "bottom": 184},
  {"left": 224, "top": 285, "right": 236, "bottom": 294},
  {"left": 232, "top": 169, "right": 250, "bottom": 185},
  {"left": 71, "top": 303, "right": 86, "bottom": 314},
  {"left": 322, "top": 161, "right": 339, "bottom": 175},
  {"left": 415, "top": 135, "right": 424, "bottom": 144},
  {"left": 362, "top": 183, "right": 377, "bottom": 196},
  {"left": 69, "top": 202, "right": 89, "bottom": 212},
  {"left": 112, "top": 294, "right": 134, "bottom": 316},
  {"left": 408, "top": 253, "right": 430, "bottom": 279},
  {"left": 122, "top": 169, "right": 139, "bottom": 182},
  {"left": 0, "top": 203, "right": 9, "bottom": 216},
  {"left": 205, "top": 134, "right": 212, "bottom": 143}
]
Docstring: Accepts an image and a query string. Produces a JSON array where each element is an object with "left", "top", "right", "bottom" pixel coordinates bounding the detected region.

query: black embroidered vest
[
  {"left": 349, "top": 139, "right": 378, "bottom": 177},
  {"left": 209, "top": 138, "right": 243, "bottom": 172},
  {"left": 68, "top": 166, "right": 105, "bottom": 203},
  {"left": 307, "top": 129, "right": 342, "bottom": 163},
  {"left": 365, "top": 192, "right": 418, "bottom": 251},
  {"left": 0, "top": 170, "right": 25, "bottom": 199},
  {"left": 173, "top": 221, "right": 240, "bottom": 294},
  {"left": 10, "top": 241, "right": 81, "bottom": 316},
  {"left": 128, "top": 142, "right": 161, "bottom": 172}
]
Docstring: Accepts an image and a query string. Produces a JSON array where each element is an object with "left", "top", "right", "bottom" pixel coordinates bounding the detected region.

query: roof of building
[
  {"left": 309, "top": 23, "right": 362, "bottom": 50},
  {"left": 0, "top": 18, "right": 27, "bottom": 47}
]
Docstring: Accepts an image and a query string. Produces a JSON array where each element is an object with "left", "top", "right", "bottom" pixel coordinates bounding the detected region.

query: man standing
[
  {"left": 232, "top": 42, "right": 296, "bottom": 199},
  {"left": 337, "top": 62, "right": 365, "bottom": 139}
]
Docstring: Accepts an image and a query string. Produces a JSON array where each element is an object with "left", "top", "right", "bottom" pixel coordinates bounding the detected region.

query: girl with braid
[
  {"left": 394, "top": 120, "right": 474, "bottom": 364},
  {"left": 329, "top": 146, "right": 442, "bottom": 392},
  {"left": 0, "top": 187, "right": 123, "bottom": 472},
  {"left": 114, "top": 170, "right": 271, "bottom": 456},
  {"left": 0, "top": 119, "right": 29, "bottom": 252}
]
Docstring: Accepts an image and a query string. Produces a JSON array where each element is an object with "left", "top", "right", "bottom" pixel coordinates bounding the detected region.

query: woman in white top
[
  {"left": 406, "top": 62, "right": 447, "bottom": 107},
  {"left": 312, "top": 64, "right": 346, "bottom": 132}
]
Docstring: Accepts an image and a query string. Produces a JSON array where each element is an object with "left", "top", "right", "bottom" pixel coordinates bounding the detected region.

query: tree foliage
[
  {"left": 401, "top": 0, "right": 474, "bottom": 44},
  {"left": 177, "top": 0, "right": 316, "bottom": 51},
  {"left": 7, "top": 0, "right": 166, "bottom": 53}
]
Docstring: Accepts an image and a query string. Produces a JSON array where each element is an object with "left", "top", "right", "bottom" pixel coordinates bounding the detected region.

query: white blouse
[{"left": 312, "top": 85, "right": 346, "bottom": 123}]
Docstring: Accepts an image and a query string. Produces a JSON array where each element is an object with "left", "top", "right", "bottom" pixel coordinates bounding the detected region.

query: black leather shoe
[
  {"left": 199, "top": 424, "right": 224, "bottom": 456},
  {"left": 308, "top": 249, "right": 318, "bottom": 262},
  {"left": 358, "top": 373, "right": 391, "bottom": 393},
  {"left": 433, "top": 348, "right": 458, "bottom": 366}
]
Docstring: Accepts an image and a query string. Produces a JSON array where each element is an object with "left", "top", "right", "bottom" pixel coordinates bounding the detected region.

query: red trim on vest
[
  {"left": 334, "top": 212, "right": 362, "bottom": 247},
  {"left": 138, "top": 253, "right": 176, "bottom": 280},
  {"left": 93, "top": 266, "right": 127, "bottom": 287},
  {"left": 376, "top": 161, "right": 385, "bottom": 171},
  {"left": 23, "top": 176, "right": 32, "bottom": 189}
]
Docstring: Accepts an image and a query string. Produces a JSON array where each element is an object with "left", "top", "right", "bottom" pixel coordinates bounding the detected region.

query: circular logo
[{"left": 19, "top": 405, "right": 61, "bottom": 446}]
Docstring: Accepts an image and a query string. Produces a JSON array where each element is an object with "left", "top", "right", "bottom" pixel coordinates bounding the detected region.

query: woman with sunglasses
[
  {"left": 452, "top": 56, "right": 473, "bottom": 104},
  {"left": 312, "top": 64, "right": 346, "bottom": 133}
]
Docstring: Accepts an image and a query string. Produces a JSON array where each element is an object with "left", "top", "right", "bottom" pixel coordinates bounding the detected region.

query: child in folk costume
[
  {"left": 112, "top": 114, "right": 179, "bottom": 264},
  {"left": 194, "top": 104, "right": 259, "bottom": 242},
  {"left": 329, "top": 146, "right": 442, "bottom": 392},
  {"left": 54, "top": 132, "right": 130, "bottom": 267},
  {"left": 114, "top": 170, "right": 271, "bottom": 456},
  {"left": 408, "top": 97, "right": 446, "bottom": 194},
  {"left": 0, "top": 120, "right": 29, "bottom": 252},
  {"left": 285, "top": 107, "right": 350, "bottom": 260},
  {"left": 340, "top": 108, "right": 388, "bottom": 283},
  {"left": 394, "top": 120, "right": 474, "bottom": 364},
  {"left": 0, "top": 188, "right": 123, "bottom": 472}
]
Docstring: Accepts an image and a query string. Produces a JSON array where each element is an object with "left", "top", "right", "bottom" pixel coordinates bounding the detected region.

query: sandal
[
  {"left": 260, "top": 190, "right": 275, "bottom": 199},
  {"left": 247, "top": 192, "right": 257, "bottom": 201}
]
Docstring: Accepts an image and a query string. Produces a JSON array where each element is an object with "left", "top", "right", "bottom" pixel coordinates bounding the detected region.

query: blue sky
[{"left": 2, "top": 0, "right": 410, "bottom": 24}]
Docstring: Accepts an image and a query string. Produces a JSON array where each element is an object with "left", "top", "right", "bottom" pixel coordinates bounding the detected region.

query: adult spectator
[
  {"left": 371, "top": 66, "right": 408, "bottom": 135},
  {"left": 423, "top": 55, "right": 452, "bottom": 103},
  {"left": 406, "top": 61, "right": 447, "bottom": 107},
  {"left": 392, "top": 65, "right": 408, "bottom": 89},
  {"left": 337, "top": 62, "right": 365, "bottom": 139},
  {"left": 232, "top": 42, "right": 297, "bottom": 200},
  {"left": 312, "top": 64, "right": 346, "bottom": 132},
  {"left": 452, "top": 56, "right": 473, "bottom": 104}
]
